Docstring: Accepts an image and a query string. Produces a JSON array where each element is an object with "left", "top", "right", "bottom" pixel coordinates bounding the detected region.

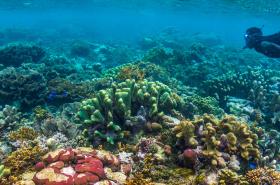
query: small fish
[{"left": 249, "top": 162, "right": 257, "bottom": 169}]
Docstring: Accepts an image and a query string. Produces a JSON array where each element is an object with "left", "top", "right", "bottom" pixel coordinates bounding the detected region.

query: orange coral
[{"left": 117, "top": 64, "right": 145, "bottom": 81}]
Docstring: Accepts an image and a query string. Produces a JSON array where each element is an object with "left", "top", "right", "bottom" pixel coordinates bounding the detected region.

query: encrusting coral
[
  {"left": 173, "top": 114, "right": 260, "bottom": 169},
  {"left": 76, "top": 79, "right": 183, "bottom": 145}
]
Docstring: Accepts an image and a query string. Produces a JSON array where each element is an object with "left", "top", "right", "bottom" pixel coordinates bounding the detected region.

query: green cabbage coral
[{"left": 76, "top": 79, "right": 183, "bottom": 145}]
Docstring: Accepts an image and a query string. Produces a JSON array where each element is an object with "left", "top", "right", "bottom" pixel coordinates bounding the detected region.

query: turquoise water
[{"left": 0, "top": 1, "right": 280, "bottom": 185}]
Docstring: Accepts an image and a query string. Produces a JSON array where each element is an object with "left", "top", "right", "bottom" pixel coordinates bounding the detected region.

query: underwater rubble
[{"left": 0, "top": 33, "right": 280, "bottom": 185}]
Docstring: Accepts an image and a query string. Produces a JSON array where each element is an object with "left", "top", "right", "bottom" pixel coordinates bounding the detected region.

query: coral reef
[
  {"left": 0, "top": 105, "right": 22, "bottom": 134},
  {"left": 0, "top": 67, "right": 47, "bottom": 108},
  {"left": 0, "top": 164, "right": 11, "bottom": 178},
  {"left": 245, "top": 167, "right": 280, "bottom": 185},
  {"left": 76, "top": 79, "right": 183, "bottom": 145},
  {"left": 0, "top": 26, "right": 280, "bottom": 185},
  {"left": 0, "top": 43, "right": 45, "bottom": 67},
  {"left": 70, "top": 41, "right": 91, "bottom": 58},
  {"left": 8, "top": 127, "right": 39, "bottom": 142},
  {"left": 173, "top": 114, "right": 260, "bottom": 170},
  {"left": 3, "top": 145, "right": 44, "bottom": 176}
]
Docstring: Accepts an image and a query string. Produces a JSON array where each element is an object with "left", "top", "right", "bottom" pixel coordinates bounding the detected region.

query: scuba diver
[{"left": 244, "top": 27, "right": 280, "bottom": 58}]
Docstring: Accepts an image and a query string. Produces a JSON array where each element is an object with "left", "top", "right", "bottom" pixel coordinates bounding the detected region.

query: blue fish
[{"left": 249, "top": 162, "right": 257, "bottom": 169}]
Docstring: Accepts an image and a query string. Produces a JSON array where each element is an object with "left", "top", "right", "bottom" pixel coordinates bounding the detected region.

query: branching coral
[
  {"left": 173, "top": 114, "right": 260, "bottom": 169},
  {"left": 4, "top": 145, "right": 45, "bottom": 176},
  {"left": 8, "top": 127, "right": 39, "bottom": 142},
  {"left": 125, "top": 172, "right": 154, "bottom": 185},
  {"left": 245, "top": 167, "right": 280, "bottom": 185},
  {"left": 76, "top": 79, "right": 183, "bottom": 145}
]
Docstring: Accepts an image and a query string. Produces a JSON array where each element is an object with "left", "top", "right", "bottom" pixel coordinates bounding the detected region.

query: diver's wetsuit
[{"left": 254, "top": 32, "right": 280, "bottom": 58}]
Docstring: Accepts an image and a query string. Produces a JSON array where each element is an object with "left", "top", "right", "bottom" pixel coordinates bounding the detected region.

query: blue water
[{"left": 0, "top": 0, "right": 279, "bottom": 47}]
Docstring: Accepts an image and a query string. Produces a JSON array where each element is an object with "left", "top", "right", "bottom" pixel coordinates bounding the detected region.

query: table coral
[{"left": 76, "top": 79, "right": 183, "bottom": 145}]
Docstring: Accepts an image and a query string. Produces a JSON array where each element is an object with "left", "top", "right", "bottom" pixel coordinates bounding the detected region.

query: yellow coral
[
  {"left": 218, "top": 169, "right": 249, "bottom": 185},
  {"left": 245, "top": 167, "right": 280, "bottom": 185},
  {"left": 125, "top": 173, "right": 154, "bottom": 185},
  {"left": 4, "top": 145, "right": 44, "bottom": 176},
  {"left": 172, "top": 120, "right": 198, "bottom": 147},
  {"left": 33, "top": 106, "right": 49, "bottom": 120},
  {"left": 173, "top": 114, "right": 260, "bottom": 168},
  {"left": 8, "top": 127, "right": 38, "bottom": 142}
]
